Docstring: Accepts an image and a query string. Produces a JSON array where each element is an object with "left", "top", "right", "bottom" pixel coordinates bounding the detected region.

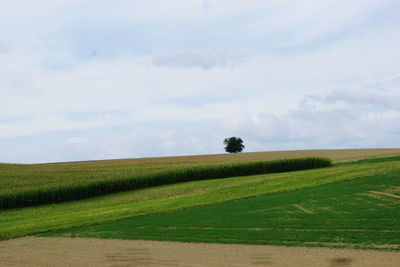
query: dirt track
[{"left": 1, "top": 237, "right": 399, "bottom": 266}]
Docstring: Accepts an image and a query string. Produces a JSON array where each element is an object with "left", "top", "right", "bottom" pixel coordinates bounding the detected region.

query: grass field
[
  {"left": 45, "top": 172, "right": 400, "bottom": 250},
  {"left": 1, "top": 150, "right": 400, "bottom": 243}
]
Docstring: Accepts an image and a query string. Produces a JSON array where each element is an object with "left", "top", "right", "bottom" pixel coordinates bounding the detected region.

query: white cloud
[
  {"left": 67, "top": 137, "right": 88, "bottom": 144},
  {"left": 152, "top": 51, "right": 234, "bottom": 69}
]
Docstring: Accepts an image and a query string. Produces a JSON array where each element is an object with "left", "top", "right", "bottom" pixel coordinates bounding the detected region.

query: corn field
[{"left": 0, "top": 157, "right": 331, "bottom": 209}]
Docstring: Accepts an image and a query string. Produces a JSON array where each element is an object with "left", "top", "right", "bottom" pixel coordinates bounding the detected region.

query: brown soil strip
[
  {"left": 57, "top": 148, "right": 400, "bottom": 165},
  {"left": 1, "top": 237, "right": 399, "bottom": 267},
  {"left": 293, "top": 204, "right": 314, "bottom": 214},
  {"left": 368, "top": 191, "right": 400, "bottom": 199}
]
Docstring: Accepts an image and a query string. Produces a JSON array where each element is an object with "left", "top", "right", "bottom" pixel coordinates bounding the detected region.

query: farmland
[
  {"left": 1, "top": 148, "right": 399, "bottom": 208},
  {"left": 47, "top": 172, "right": 400, "bottom": 250},
  {"left": 1, "top": 149, "right": 400, "bottom": 265},
  {"left": 2, "top": 148, "right": 398, "bottom": 196},
  {"left": 2, "top": 148, "right": 399, "bottom": 194},
  {"left": 0, "top": 149, "right": 399, "bottom": 266},
  {"left": 1, "top": 149, "right": 400, "bottom": 243},
  {"left": 0, "top": 157, "right": 331, "bottom": 209}
]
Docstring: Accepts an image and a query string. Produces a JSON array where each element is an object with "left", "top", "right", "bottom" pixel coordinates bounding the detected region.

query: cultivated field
[
  {"left": 1, "top": 237, "right": 400, "bottom": 266},
  {"left": 2, "top": 148, "right": 398, "bottom": 195},
  {"left": 2, "top": 148, "right": 399, "bottom": 208},
  {"left": 1, "top": 155, "right": 400, "bottom": 240},
  {"left": 0, "top": 157, "right": 331, "bottom": 209},
  {"left": 1, "top": 148, "right": 400, "bottom": 266},
  {"left": 48, "top": 172, "right": 400, "bottom": 250}
]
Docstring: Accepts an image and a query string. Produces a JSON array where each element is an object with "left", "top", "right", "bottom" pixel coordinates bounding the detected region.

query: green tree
[{"left": 223, "top": 137, "right": 245, "bottom": 153}]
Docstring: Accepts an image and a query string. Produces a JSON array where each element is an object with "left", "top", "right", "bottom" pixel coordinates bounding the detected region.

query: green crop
[
  {"left": 47, "top": 172, "right": 400, "bottom": 250},
  {"left": 0, "top": 157, "right": 331, "bottom": 209},
  {"left": 1, "top": 158, "right": 399, "bottom": 241}
]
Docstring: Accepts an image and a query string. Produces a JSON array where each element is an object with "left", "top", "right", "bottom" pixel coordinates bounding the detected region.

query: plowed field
[{"left": 1, "top": 237, "right": 400, "bottom": 267}]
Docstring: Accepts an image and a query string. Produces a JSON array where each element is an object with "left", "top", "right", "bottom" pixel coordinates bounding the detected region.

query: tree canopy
[{"left": 223, "top": 137, "right": 245, "bottom": 153}]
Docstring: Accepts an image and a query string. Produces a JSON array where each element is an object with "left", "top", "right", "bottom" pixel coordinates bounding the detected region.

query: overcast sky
[{"left": 1, "top": 0, "right": 399, "bottom": 163}]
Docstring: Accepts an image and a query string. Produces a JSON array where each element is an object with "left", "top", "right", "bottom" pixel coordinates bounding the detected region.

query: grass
[
  {"left": 0, "top": 157, "right": 331, "bottom": 209},
  {"left": 1, "top": 158, "right": 400, "bottom": 241},
  {"left": 353, "top": 156, "right": 400, "bottom": 164},
  {"left": 45, "top": 172, "right": 400, "bottom": 250}
]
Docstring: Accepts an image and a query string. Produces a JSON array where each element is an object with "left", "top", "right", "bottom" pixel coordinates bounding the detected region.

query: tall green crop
[{"left": 0, "top": 157, "right": 332, "bottom": 209}]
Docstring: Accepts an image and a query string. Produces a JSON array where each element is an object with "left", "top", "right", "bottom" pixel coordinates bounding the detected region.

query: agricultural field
[
  {"left": 1, "top": 148, "right": 399, "bottom": 208},
  {"left": 47, "top": 172, "right": 400, "bottom": 250},
  {"left": 2, "top": 237, "right": 400, "bottom": 266},
  {"left": 2, "top": 148, "right": 399, "bottom": 194},
  {"left": 1, "top": 148, "right": 400, "bottom": 266},
  {"left": 0, "top": 149, "right": 399, "bottom": 240},
  {"left": 0, "top": 157, "right": 331, "bottom": 209}
]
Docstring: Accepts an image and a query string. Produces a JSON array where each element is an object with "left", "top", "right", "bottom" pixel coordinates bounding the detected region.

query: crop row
[{"left": 0, "top": 157, "right": 332, "bottom": 209}]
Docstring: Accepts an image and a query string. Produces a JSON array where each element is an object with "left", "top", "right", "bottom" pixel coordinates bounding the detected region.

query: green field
[
  {"left": 3, "top": 148, "right": 399, "bottom": 198},
  {"left": 0, "top": 157, "right": 331, "bottom": 209},
  {"left": 45, "top": 172, "right": 400, "bottom": 250},
  {"left": 1, "top": 155, "right": 400, "bottom": 246}
]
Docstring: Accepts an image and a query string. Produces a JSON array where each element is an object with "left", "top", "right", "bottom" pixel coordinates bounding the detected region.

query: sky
[{"left": 1, "top": 0, "right": 399, "bottom": 163}]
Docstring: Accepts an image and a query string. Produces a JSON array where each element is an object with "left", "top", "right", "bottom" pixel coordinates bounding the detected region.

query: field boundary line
[{"left": 368, "top": 191, "right": 400, "bottom": 199}]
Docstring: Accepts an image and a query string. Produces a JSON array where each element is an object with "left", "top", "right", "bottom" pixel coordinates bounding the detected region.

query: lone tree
[{"left": 223, "top": 137, "right": 245, "bottom": 153}]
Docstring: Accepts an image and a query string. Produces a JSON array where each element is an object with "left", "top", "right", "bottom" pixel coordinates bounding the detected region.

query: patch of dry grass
[{"left": 45, "top": 148, "right": 400, "bottom": 165}]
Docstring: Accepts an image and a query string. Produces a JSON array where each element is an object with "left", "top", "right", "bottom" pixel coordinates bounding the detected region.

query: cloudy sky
[{"left": 1, "top": 0, "right": 399, "bottom": 163}]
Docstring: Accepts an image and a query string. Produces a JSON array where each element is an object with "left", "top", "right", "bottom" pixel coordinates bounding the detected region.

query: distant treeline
[{"left": 0, "top": 157, "right": 332, "bottom": 209}]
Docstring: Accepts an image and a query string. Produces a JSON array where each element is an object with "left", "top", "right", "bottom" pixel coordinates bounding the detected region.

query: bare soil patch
[
  {"left": 56, "top": 148, "right": 400, "bottom": 165},
  {"left": 1, "top": 237, "right": 399, "bottom": 267}
]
